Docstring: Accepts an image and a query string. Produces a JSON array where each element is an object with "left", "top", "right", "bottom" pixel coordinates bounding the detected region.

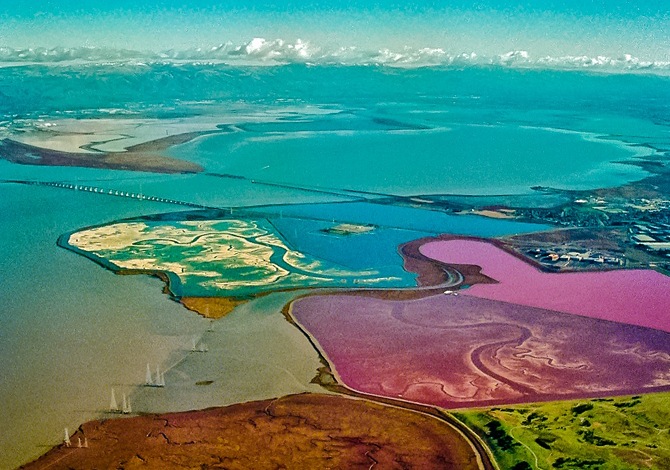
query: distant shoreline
[{"left": 0, "top": 130, "right": 218, "bottom": 174}]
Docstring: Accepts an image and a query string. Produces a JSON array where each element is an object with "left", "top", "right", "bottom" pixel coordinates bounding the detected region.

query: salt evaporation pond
[
  {"left": 420, "top": 239, "right": 670, "bottom": 333},
  {"left": 291, "top": 292, "right": 670, "bottom": 408}
]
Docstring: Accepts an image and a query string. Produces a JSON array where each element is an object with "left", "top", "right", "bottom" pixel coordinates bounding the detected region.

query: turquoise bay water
[
  {"left": 185, "top": 124, "right": 649, "bottom": 195},
  {"left": 262, "top": 201, "right": 550, "bottom": 273},
  {"left": 0, "top": 184, "right": 208, "bottom": 468}
]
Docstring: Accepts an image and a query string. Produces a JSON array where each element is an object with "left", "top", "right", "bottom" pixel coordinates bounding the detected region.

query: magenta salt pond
[
  {"left": 419, "top": 239, "right": 670, "bottom": 333},
  {"left": 290, "top": 293, "right": 670, "bottom": 408}
]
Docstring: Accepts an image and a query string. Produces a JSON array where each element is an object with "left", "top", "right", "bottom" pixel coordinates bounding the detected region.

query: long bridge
[{"left": 5, "top": 179, "right": 212, "bottom": 209}]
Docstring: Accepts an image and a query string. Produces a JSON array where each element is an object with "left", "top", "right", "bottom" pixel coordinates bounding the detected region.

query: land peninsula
[
  {"left": 0, "top": 130, "right": 219, "bottom": 174},
  {"left": 22, "top": 394, "right": 485, "bottom": 470}
]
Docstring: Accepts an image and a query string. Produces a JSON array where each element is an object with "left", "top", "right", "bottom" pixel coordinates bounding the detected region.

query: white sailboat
[
  {"left": 156, "top": 365, "right": 164, "bottom": 387},
  {"left": 145, "top": 363, "right": 153, "bottom": 386},
  {"left": 157, "top": 369, "right": 166, "bottom": 387},
  {"left": 122, "top": 393, "right": 132, "bottom": 414},
  {"left": 191, "top": 337, "right": 209, "bottom": 353},
  {"left": 64, "top": 428, "right": 71, "bottom": 447},
  {"left": 109, "top": 388, "right": 119, "bottom": 413},
  {"left": 144, "top": 364, "right": 165, "bottom": 387}
]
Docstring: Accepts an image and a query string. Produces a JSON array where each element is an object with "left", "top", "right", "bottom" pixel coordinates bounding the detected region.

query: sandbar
[
  {"left": 180, "top": 296, "right": 246, "bottom": 318},
  {"left": 0, "top": 132, "right": 207, "bottom": 174}
]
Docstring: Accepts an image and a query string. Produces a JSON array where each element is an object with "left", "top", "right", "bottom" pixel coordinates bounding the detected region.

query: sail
[
  {"left": 122, "top": 393, "right": 132, "bottom": 414},
  {"left": 145, "top": 363, "right": 153, "bottom": 386},
  {"left": 145, "top": 364, "right": 165, "bottom": 387},
  {"left": 110, "top": 388, "right": 118, "bottom": 412},
  {"left": 192, "top": 337, "right": 208, "bottom": 353}
]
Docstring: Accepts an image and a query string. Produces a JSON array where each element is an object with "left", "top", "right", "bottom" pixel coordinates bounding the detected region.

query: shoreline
[
  {"left": 283, "top": 283, "right": 670, "bottom": 410},
  {"left": 0, "top": 130, "right": 216, "bottom": 174},
  {"left": 21, "top": 393, "right": 490, "bottom": 470}
]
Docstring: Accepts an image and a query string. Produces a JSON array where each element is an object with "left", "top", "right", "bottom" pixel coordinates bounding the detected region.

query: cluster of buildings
[
  {"left": 514, "top": 196, "right": 670, "bottom": 228},
  {"left": 576, "top": 196, "right": 670, "bottom": 215},
  {"left": 629, "top": 223, "right": 670, "bottom": 256},
  {"left": 525, "top": 247, "right": 624, "bottom": 269}
]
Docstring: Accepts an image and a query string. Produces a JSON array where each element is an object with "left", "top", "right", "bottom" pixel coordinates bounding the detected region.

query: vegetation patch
[{"left": 454, "top": 392, "right": 670, "bottom": 469}]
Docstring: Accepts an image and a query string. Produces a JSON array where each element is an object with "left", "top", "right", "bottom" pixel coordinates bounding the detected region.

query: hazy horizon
[{"left": 1, "top": 1, "right": 669, "bottom": 63}]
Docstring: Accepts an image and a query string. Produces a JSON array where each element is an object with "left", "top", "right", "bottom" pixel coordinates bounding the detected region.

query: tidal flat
[
  {"left": 290, "top": 290, "right": 670, "bottom": 408},
  {"left": 24, "top": 393, "right": 483, "bottom": 470}
]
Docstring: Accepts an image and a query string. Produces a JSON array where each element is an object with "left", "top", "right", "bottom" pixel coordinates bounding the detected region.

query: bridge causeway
[{"left": 6, "top": 179, "right": 211, "bottom": 209}]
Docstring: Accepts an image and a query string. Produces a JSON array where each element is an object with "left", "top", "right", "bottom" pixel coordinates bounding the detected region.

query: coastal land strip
[
  {"left": 0, "top": 130, "right": 216, "bottom": 173},
  {"left": 435, "top": 154, "right": 670, "bottom": 275},
  {"left": 21, "top": 393, "right": 486, "bottom": 470}
]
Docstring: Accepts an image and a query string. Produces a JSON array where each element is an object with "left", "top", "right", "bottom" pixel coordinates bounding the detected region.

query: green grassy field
[{"left": 454, "top": 392, "right": 670, "bottom": 470}]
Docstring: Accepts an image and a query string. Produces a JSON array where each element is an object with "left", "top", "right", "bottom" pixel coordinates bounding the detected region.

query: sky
[{"left": 0, "top": 1, "right": 668, "bottom": 60}]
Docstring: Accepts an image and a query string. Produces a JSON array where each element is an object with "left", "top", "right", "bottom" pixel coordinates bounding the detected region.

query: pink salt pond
[
  {"left": 290, "top": 237, "right": 670, "bottom": 409},
  {"left": 420, "top": 239, "right": 670, "bottom": 333},
  {"left": 291, "top": 293, "right": 670, "bottom": 408}
]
